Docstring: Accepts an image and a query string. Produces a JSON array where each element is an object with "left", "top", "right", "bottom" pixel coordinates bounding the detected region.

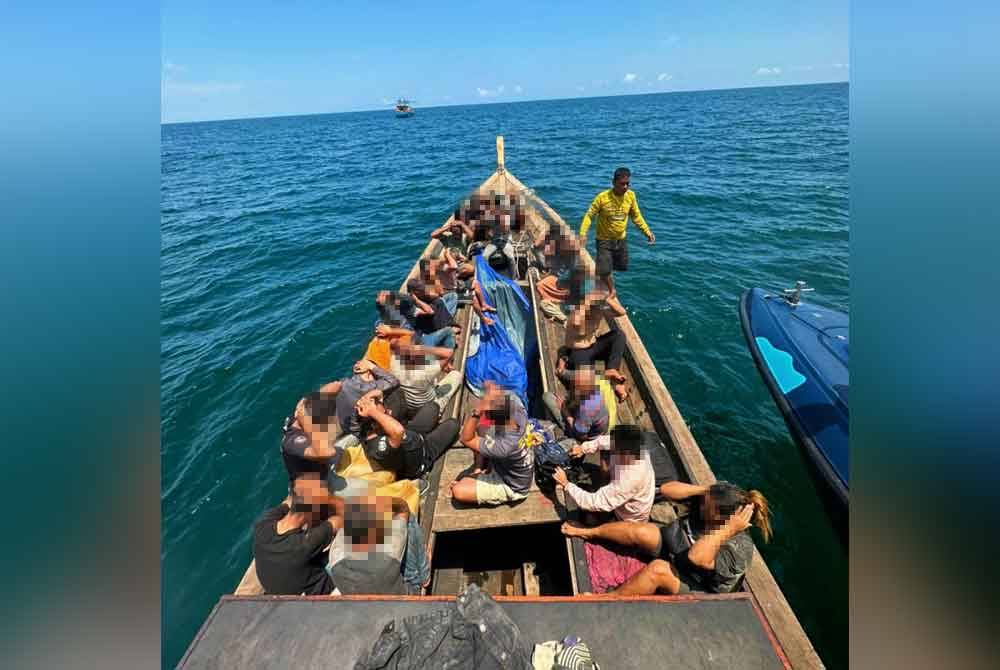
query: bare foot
[
  {"left": 483, "top": 316, "right": 496, "bottom": 326},
  {"left": 605, "top": 368, "right": 626, "bottom": 384},
  {"left": 561, "top": 521, "right": 593, "bottom": 539},
  {"left": 484, "top": 305, "right": 498, "bottom": 312},
  {"left": 614, "top": 383, "right": 629, "bottom": 401}
]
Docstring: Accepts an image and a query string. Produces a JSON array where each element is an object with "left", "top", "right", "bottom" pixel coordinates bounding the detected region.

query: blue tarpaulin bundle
[{"left": 464, "top": 255, "right": 537, "bottom": 408}]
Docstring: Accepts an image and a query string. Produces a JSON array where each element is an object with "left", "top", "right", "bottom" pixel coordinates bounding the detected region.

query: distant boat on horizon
[{"left": 394, "top": 98, "right": 414, "bottom": 117}]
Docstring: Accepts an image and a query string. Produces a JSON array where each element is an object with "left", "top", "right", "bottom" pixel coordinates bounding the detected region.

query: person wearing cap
[
  {"left": 252, "top": 473, "right": 343, "bottom": 596},
  {"left": 552, "top": 424, "right": 654, "bottom": 523}
]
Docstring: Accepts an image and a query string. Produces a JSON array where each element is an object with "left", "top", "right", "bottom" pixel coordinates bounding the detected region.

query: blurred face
[
  {"left": 612, "top": 174, "right": 630, "bottom": 196},
  {"left": 573, "top": 368, "right": 596, "bottom": 394}
]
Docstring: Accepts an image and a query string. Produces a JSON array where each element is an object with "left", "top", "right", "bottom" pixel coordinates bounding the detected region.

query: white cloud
[
  {"left": 162, "top": 60, "right": 185, "bottom": 75},
  {"left": 576, "top": 85, "right": 586, "bottom": 92},
  {"left": 624, "top": 73, "right": 638, "bottom": 83},
  {"left": 832, "top": 62, "right": 849, "bottom": 69},
  {"left": 163, "top": 81, "right": 245, "bottom": 96},
  {"left": 790, "top": 65, "right": 815, "bottom": 72},
  {"left": 657, "top": 73, "right": 673, "bottom": 82},
  {"left": 514, "top": 84, "right": 522, "bottom": 94},
  {"left": 755, "top": 67, "right": 782, "bottom": 76},
  {"left": 497, "top": 85, "right": 505, "bottom": 93},
  {"left": 477, "top": 87, "right": 497, "bottom": 98}
]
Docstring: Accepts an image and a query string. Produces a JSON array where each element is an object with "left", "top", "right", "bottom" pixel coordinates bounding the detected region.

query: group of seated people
[
  {"left": 250, "top": 189, "right": 772, "bottom": 600},
  {"left": 552, "top": 424, "right": 773, "bottom": 596},
  {"left": 250, "top": 193, "right": 542, "bottom": 597}
]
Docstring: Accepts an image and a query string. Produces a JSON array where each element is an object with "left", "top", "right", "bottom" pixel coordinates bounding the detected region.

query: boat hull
[{"left": 739, "top": 288, "right": 849, "bottom": 512}]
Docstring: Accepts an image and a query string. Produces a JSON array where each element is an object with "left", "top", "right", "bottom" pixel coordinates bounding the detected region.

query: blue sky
[{"left": 162, "top": 0, "right": 848, "bottom": 123}]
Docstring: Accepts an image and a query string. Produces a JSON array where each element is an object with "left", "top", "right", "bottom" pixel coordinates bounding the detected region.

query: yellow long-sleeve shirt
[{"left": 579, "top": 189, "right": 651, "bottom": 240}]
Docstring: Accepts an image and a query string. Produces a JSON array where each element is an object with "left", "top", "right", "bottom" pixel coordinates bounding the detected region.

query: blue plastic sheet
[{"left": 464, "top": 255, "right": 537, "bottom": 408}]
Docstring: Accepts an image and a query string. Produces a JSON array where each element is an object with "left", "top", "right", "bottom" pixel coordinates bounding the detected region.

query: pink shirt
[{"left": 564, "top": 436, "right": 655, "bottom": 522}]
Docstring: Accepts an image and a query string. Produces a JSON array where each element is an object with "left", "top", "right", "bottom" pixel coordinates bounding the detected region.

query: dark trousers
[
  {"left": 404, "top": 401, "right": 441, "bottom": 434},
  {"left": 420, "top": 418, "right": 460, "bottom": 470},
  {"left": 562, "top": 323, "right": 627, "bottom": 372}
]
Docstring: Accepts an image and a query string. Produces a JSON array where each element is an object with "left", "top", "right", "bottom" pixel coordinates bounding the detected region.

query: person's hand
[
  {"left": 553, "top": 467, "right": 569, "bottom": 488},
  {"left": 355, "top": 396, "right": 377, "bottom": 418},
  {"left": 377, "top": 290, "right": 390, "bottom": 305},
  {"left": 354, "top": 359, "right": 375, "bottom": 374},
  {"left": 646, "top": 231, "right": 656, "bottom": 245},
  {"left": 726, "top": 504, "right": 754, "bottom": 534}
]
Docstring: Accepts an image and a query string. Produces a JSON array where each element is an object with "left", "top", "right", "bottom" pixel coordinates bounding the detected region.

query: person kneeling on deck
[
  {"left": 355, "top": 393, "right": 459, "bottom": 480},
  {"left": 559, "top": 286, "right": 629, "bottom": 400},
  {"left": 561, "top": 481, "right": 772, "bottom": 595},
  {"left": 390, "top": 341, "right": 463, "bottom": 424},
  {"left": 553, "top": 424, "right": 654, "bottom": 524},
  {"left": 542, "top": 366, "right": 610, "bottom": 443},
  {"left": 450, "top": 382, "right": 534, "bottom": 506},
  {"left": 326, "top": 494, "right": 410, "bottom": 595},
  {"left": 252, "top": 473, "right": 342, "bottom": 596}
]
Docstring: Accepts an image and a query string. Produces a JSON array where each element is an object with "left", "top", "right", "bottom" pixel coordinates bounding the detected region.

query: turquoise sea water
[{"left": 162, "top": 83, "right": 848, "bottom": 668}]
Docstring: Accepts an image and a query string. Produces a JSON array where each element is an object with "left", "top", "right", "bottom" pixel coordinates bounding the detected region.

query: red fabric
[{"left": 584, "top": 540, "right": 648, "bottom": 594}]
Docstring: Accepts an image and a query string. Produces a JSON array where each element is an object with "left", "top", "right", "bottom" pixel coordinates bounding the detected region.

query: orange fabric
[
  {"left": 364, "top": 333, "right": 412, "bottom": 369},
  {"left": 536, "top": 274, "right": 570, "bottom": 303}
]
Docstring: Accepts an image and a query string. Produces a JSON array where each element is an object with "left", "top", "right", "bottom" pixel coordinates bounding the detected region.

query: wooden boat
[
  {"left": 182, "top": 137, "right": 823, "bottom": 669},
  {"left": 394, "top": 98, "right": 414, "bottom": 117}
]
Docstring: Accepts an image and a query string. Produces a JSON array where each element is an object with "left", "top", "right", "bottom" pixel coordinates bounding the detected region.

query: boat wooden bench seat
[{"left": 430, "top": 447, "right": 565, "bottom": 533}]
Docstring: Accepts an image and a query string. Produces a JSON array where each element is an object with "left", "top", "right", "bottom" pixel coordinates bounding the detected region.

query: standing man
[{"left": 579, "top": 167, "right": 655, "bottom": 298}]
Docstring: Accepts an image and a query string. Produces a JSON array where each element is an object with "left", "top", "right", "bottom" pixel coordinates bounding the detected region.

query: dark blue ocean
[{"left": 161, "top": 83, "right": 848, "bottom": 668}]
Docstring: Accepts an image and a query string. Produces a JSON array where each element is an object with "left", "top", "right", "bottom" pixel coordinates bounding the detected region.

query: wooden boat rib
[{"left": 213, "top": 137, "right": 822, "bottom": 670}]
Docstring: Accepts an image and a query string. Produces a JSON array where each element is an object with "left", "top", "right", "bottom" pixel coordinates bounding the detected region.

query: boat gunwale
[
  {"left": 494, "top": 142, "right": 822, "bottom": 669},
  {"left": 225, "top": 137, "right": 822, "bottom": 670}
]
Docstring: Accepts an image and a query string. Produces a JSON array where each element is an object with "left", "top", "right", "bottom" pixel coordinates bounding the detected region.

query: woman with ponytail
[{"left": 562, "top": 480, "right": 772, "bottom": 595}]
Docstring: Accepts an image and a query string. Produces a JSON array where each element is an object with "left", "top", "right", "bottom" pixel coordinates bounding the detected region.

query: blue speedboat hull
[{"left": 739, "top": 288, "right": 849, "bottom": 510}]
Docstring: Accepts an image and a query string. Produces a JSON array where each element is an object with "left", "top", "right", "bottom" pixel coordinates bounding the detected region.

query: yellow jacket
[{"left": 579, "top": 189, "right": 651, "bottom": 240}]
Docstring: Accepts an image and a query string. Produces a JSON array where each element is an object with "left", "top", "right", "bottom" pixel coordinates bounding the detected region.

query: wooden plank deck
[{"left": 430, "top": 447, "right": 564, "bottom": 533}]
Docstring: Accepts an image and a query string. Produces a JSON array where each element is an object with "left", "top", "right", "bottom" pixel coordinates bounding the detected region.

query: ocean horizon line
[{"left": 161, "top": 80, "right": 848, "bottom": 127}]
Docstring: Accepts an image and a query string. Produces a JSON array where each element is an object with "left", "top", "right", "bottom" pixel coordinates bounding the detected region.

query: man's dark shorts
[{"left": 595, "top": 238, "right": 629, "bottom": 276}]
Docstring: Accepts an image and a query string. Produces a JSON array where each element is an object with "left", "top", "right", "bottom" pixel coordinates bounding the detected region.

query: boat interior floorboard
[{"left": 430, "top": 447, "right": 565, "bottom": 533}]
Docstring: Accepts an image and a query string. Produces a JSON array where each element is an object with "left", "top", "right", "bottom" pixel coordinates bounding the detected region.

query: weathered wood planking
[
  {"left": 234, "top": 169, "right": 499, "bottom": 598},
  {"left": 501, "top": 166, "right": 822, "bottom": 669},
  {"left": 430, "top": 447, "right": 563, "bottom": 533}
]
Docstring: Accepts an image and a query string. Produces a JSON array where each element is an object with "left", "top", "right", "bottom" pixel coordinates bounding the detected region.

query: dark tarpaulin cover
[{"left": 465, "top": 255, "right": 536, "bottom": 408}]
